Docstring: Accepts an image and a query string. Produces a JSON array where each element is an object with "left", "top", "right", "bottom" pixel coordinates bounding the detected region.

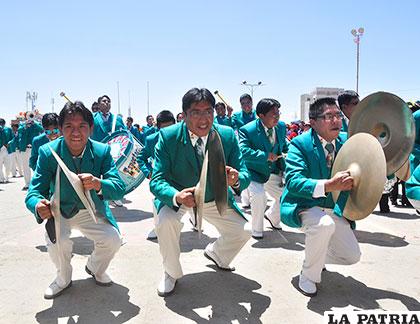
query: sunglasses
[{"left": 45, "top": 128, "right": 60, "bottom": 135}]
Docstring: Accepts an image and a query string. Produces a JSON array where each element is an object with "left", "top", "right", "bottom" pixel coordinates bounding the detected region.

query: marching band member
[
  {"left": 337, "top": 90, "right": 359, "bottom": 133},
  {"left": 137, "top": 110, "right": 176, "bottom": 240},
  {"left": 91, "top": 95, "right": 126, "bottom": 207},
  {"left": 17, "top": 113, "right": 43, "bottom": 190},
  {"left": 91, "top": 95, "right": 126, "bottom": 142},
  {"left": 281, "top": 97, "right": 361, "bottom": 296},
  {"left": 232, "top": 94, "right": 257, "bottom": 210},
  {"left": 29, "top": 113, "right": 61, "bottom": 171},
  {"left": 150, "top": 88, "right": 251, "bottom": 296},
  {"left": 126, "top": 116, "right": 143, "bottom": 142},
  {"left": 25, "top": 101, "right": 125, "bottom": 299},
  {"left": 142, "top": 115, "right": 157, "bottom": 138},
  {"left": 239, "top": 98, "right": 288, "bottom": 239},
  {"left": 6, "top": 123, "right": 23, "bottom": 178},
  {"left": 213, "top": 102, "right": 233, "bottom": 127},
  {"left": 0, "top": 119, "right": 10, "bottom": 183}
]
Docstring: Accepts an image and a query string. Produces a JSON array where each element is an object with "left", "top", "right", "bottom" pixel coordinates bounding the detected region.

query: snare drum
[{"left": 103, "top": 130, "right": 146, "bottom": 194}]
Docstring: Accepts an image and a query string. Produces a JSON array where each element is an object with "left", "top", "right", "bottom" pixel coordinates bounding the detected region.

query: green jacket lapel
[
  {"left": 311, "top": 129, "right": 329, "bottom": 179},
  {"left": 180, "top": 122, "right": 200, "bottom": 173}
]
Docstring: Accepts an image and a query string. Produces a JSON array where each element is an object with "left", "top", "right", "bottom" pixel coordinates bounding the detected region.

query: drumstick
[
  {"left": 214, "top": 90, "right": 230, "bottom": 107},
  {"left": 59, "top": 92, "right": 73, "bottom": 104}
]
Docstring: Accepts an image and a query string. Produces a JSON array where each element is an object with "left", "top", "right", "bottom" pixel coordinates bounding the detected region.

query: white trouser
[
  {"left": 18, "top": 149, "right": 31, "bottom": 186},
  {"left": 300, "top": 207, "right": 361, "bottom": 283},
  {"left": 241, "top": 188, "right": 250, "bottom": 207},
  {"left": 155, "top": 201, "right": 251, "bottom": 279},
  {"left": 9, "top": 152, "right": 23, "bottom": 177},
  {"left": 408, "top": 198, "right": 420, "bottom": 212},
  {"left": 249, "top": 174, "right": 283, "bottom": 232},
  {"left": 0, "top": 147, "right": 7, "bottom": 182},
  {"left": 45, "top": 209, "right": 121, "bottom": 287}
]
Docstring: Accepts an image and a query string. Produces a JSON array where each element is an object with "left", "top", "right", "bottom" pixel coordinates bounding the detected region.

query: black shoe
[{"left": 264, "top": 215, "right": 282, "bottom": 230}]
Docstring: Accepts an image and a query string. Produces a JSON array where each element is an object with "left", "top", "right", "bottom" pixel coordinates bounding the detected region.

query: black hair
[
  {"left": 256, "top": 98, "right": 281, "bottom": 115},
  {"left": 41, "top": 113, "right": 59, "bottom": 128},
  {"left": 215, "top": 102, "right": 226, "bottom": 109},
  {"left": 59, "top": 101, "right": 94, "bottom": 127},
  {"left": 156, "top": 110, "right": 175, "bottom": 128},
  {"left": 239, "top": 93, "right": 252, "bottom": 103},
  {"left": 337, "top": 90, "right": 359, "bottom": 109},
  {"left": 309, "top": 97, "right": 337, "bottom": 120},
  {"left": 126, "top": 116, "right": 134, "bottom": 122},
  {"left": 98, "top": 95, "right": 111, "bottom": 103},
  {"left": 0, "top": 118, "right": 5, "bottom": 126},
  {"left": 146, "top": 115, "right": 153, "bottom": 122},
  {"left": 182, "top": 88, "right": 215, "bottom": 112}
]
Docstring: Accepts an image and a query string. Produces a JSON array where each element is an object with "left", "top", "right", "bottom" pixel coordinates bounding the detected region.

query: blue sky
[{"left": 1, "top": 0, "right": 419, "bottom": 124}]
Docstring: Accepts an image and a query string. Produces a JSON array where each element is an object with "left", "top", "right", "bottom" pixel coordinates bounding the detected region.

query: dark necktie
[
  {"left": 267, "top": 128, "right": 274, "bottom": 145},
  {"left": 325, "top": 142, "right": 335, "bottom": 168},
  {"left": 194, "top": 137, "right": 205, "bottom": 168}
]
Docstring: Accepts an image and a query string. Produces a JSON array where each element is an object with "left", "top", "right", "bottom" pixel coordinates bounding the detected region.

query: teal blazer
[
  {"left": 91, "top": 112, "right": 126, "bottom": 142},
  {"left": 410, "top": 110, "right": 420, "bottom": 172},
  {"left": 150, "top": 122, "right": 250, "bottom": 218},
  {"left": 231, "top": 110, "right": 257, "bottom": 130},
  {"left": 0, "top": 128, "right": 6, "bottom": 148},
  {"left": 25, "top": 137, "right": 125, "bottom": 230},
  {"left": 17, "top": 122, "right": 43, "bottom": 152},
  {"left": 7, "top": 132, "right": 18, "bottom": 154},
  {"left": 406, "top": 164, "right": 420, "bottom": 201},
  {"left": 29, "top": 133, "right": 49, "bottom": 170},
  {"left": 137, "top": 131, "right": 159, "bottom": 178},
  {"left": 341, "top": 119, "right": 349, "bottom": 133},
  {"left": 239, "top": 119, "right": 288, "bottom": 183},
  {"left": 280, "top": 129, "right": 347, "bottom": 228},
  {"left": 214, "top": 116, "right": 233, "bottom": 127}
]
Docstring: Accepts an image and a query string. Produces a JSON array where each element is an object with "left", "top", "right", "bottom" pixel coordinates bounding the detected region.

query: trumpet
[{"left": 60, "top": 92, "right": 73, "bottom": 104}]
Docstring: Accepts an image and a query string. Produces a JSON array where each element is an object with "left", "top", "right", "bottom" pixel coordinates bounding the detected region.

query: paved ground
[{"left": 0, "top": 176, "right": 419, "bottom": 324}]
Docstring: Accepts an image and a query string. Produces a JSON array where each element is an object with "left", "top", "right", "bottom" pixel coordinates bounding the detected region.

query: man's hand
[
  {"left": 36, "top": 199, "right": 53, "bottom": 220},
  {"left": 226, "top": 166, "right": 239, "bottom": 187},
  {"left": 175, "top": 187, "right": 196, "bottom": 208},
  {"left": 267, "top": 153, "right": 280, "bottom": 162},
  {"left": 226, "top": 105, "right": 233, "bottom": 117},
  {"left": 78, "top": 173, "right": 101, "bottom": 191},
  {"left": 325, "top": 170, "right": 353, "bottom": 193}
]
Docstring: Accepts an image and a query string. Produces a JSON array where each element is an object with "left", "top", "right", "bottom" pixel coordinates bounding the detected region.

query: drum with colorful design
[{"left": 102, "top": 130, "right": 146, "bottom": 194}]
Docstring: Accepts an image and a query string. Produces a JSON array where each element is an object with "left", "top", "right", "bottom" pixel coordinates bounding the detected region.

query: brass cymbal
[
  {"left": 331, "top": 133, "right": 387, "bottom": 221},
  {"left": 395, "top": 159, "right": 411, "bottom": 181},
  {"left": 348, "top": 91, "right": 415, "bottom": 175}
]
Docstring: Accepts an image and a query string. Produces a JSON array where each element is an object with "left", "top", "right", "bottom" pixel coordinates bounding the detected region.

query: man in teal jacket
[
  {"left": 406, "top": 164, "right": 420, "bottom": 211},
  {"left": 213, "top": 102, "right": 233, "bottom": 127},
  {"left": 29, "top": 113, "right": 61, "bottom": 170},
  {"left": 280, "top": 97, "right": 361, "bottom": 297},
  {"left": 337, "top": 90, "right": 359, "bottom": 133},
  {"left": 26, "top": 101, "right": 125, "bottom": 299},
  {"left": 150, "top": 88, "right": 251, "bottom": 297},
  {"left": 91, "top": 95, "right": 126, "bottom": 207},
  {"left": 0, "top": 119, "right": 10, "bottom": 183},
  {"left": 239, "top": 98, "right": 288, "bottom": 238},
  {"left": 137, "top": 110, "right": 176, "bottom": 240},
  {"left": 17, "top": 116, "right": 43, "bottom": 189},
  {"left": 91, "top": 95, "right": 126, "bottom": 142}
]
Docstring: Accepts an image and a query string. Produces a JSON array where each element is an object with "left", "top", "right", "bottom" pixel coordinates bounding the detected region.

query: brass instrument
[{"left": 332, "top": 92, "right": 415, "bottom": 220}]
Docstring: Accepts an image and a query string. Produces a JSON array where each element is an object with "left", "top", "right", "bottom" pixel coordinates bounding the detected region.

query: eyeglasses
[
  {"left": 318, "top": 112, "right": 343, "bottom": 121},
  {"left": 189, "top": 109, "right": 214, "bottom": 118},
  {"left": 45, "top": 128, "right": 60, "bottom": 135}
]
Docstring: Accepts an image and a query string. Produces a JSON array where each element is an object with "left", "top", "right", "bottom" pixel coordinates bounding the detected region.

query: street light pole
[
  {"left": 240, "top": 81, "right": 264, "bottom": 101},
  {"left": 351, "top": 27, "right": 364, "bottom": 93}
]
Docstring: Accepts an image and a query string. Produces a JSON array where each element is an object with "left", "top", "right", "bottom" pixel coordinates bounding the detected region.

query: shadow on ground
[
  {"left": 147, "top": 230, "right": 216, "bottom": 253},
  {"left": 112, "top": 207, "right": 153, "bottom": 223},
  {"left": 372, "top": 210, "right": 419, "bottom": 220},
  {"left": 36, "top": 236, "right": 94, "bottom": 255},
  {"left": 35, "top": 279, "right": 140, "bottom": 324},
  {"left": 355, "top": 230, "right": 408, "bottom": 248},
  {"left": 164, "top": 267, "right": 271, "bottom": 323},
  {"left": 251, "top": 230, "right": 305, "bottom": 251},
  {"left": 291, "top": 271, "right": 420, "bottom": 315}
]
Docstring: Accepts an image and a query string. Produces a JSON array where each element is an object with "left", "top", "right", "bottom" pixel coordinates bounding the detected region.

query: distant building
[{"left": 300, "top": 87, "right": 344, "bottom": 122}]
